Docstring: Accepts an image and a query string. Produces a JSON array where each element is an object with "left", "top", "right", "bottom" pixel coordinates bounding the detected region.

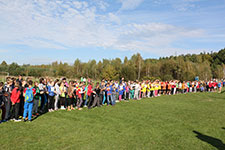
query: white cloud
[
  {"left": 119, "top": 0, "right": 144, "bottom": 10},
  {"left": 153, "top": 0, "right": 202, "bottom": 11},
  {"left": 0, "top": 0, "right": 206, "bottom": 56},
  {"left": 96, "top": 1, "right": 109, "bottom": 11}
]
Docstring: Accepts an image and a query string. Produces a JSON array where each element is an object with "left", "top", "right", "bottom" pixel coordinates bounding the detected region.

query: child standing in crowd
[
  {"left": 100, "top": 81, "right": 106, "bottom": 106},
  {"left": 118, "top": 83, "right": 124, "bottom": 101},
  {"left": 32, "top": 81, "right": 40, "bottom": 116},
  {"left": 23, "top": 80, "right": 36, "bottom": 122},
  {"left": 89, "top": 82, "right": 101, "bottom": 109},
  {"left": 134, "top": 81, "right": 140, "bottom": 100},
  {"left": 54, "top": 79, "right": 61, "bottom": 111},
  {"left": 0, "top": 82, "right": 6, "bottom": 123},
  {"left": 59, "top": 82, "right": 67, "bottom": 110},
  {"left": 125, "top": 83, "right": 130, "bottom": 100},
  {"left": 67, "top": 81, "right": 74, "bottom": 111},
  {"left": 218, "top": 81, "right": 222, "bottom": 93},
  {"left": 130, "top": 86, "right": 134, "bottom": 99},
  {"left": 105, "top": 83, "right": 111, "bottom": 105},
  {"left": 48, "top": 81, "right": 55, "bottom": 112},
  {"left": 111, "top": 84, "right": 117, "bottom": 105},
  {"left": 39, "top": 78, "right": 45, "bottom": 113},
  {"left": 4, "top": 80, "right": 13, "bottom": 121},
  {"left": 86, "top": 82, "right": 93, "bottom": 108},
  {"left": 10, "top": 83, "right": 21, "bottom": 122},
  {"left": 77, "top": 82, "right": 84, "bottom": 110}
]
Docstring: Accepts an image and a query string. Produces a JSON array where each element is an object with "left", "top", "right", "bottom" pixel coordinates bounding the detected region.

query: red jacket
[
  {"left": 209, "top": 82, "right": 212, "bottom": 88},
  {"left": 11, "top": 87, "right": 21, "bottom": 104},
  {"left": 87, "top": 85, "right": 93, "bottom": 96}
]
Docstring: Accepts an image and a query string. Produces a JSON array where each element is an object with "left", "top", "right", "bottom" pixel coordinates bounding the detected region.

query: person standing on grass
[
  {"left": 155, "top": 81, "right": 158, "bottom": 96},
  {"left": 77, "top": 82, "right": 84, "bottom": 110},
  {"left": 32, "top": 81, "right": 40, "bottom": 116},
  {"left": 146, "top": 82, "right": 149, "bottom": 98},
  {"left": 162, "top": 81, "right": 166, "bottom": 95},
  {"left": 141, "top": 81, "right": 147, "bottom": 98},
  {"left": 83, "top": 83, "right": 88, "bottom": 107},
  {"left": 130, "top": 86, "right": 134, "bottom": 99},
  {"left": 38, "top": 78, "right": 45, "bottom": 113},
  {"left": 10, "top": 82, "right": 21, "bottom": 122},
  {"left": 125, "top": 83, "right": 130, "bottom": 100},
  {"left": 19, "top": 80, "right": 27, "bottom": 118},
  {"left": 108, "top": 82, "right": 114, "bottom": 104},
  {"left": 118, "top": 83, "right": 124, "bottom": 101},
  {"left": 0, "top": 82, "right": 6, "bottom": 123},
  {"left": 134, "top": 81, "right": 140, "bottom": 100},
  {"left": 23, "top": 80, "right": 36, "bottom": 122},
  {"left": 167, "top": 81, "right": 171, "bottom": 95},
  {"left": 89, "top": 82, "right": 101, "bottom": 109},
  {"left": 86, "top": 82, "right": 93, "bottom": 108},
  {"left": 67, "top": 81, "right": 74, "bottom": 111},
  {"left": 104, "top": 83, "right": 111, "bottom": 105},
  {"left": 4, "top": 79, "right": 13, "bottom": 121},
  {"left": 111, "top": 84, "right": 117, "bottom": 105},
  {"left": 54, "top": 79, "right": 61, "bottom": 111},
  {"left": 218, "top": 81, "right": 222, "bottom": 93},
  {"left": 178, "top": 82, "right": 182, "bottom": 94},
  {"left": 100, "top": 81, "right": 106, "bottom": 106},
  {"left": 47, "top": 81, "right": 55, "bottom": 112},
  {"left": 59, "top": 82, "right": 66, "bottom": 110}
]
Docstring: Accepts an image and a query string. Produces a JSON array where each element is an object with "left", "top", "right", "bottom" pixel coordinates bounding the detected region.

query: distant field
[{"left": 0, "top": 92, "right": 225, "bottom": 150}]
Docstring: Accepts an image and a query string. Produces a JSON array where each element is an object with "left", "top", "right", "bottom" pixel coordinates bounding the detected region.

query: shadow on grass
[
  {"left": 193, "top": 130, "right": 225, "bottom": 150},
  {"left": 222, "top": 127, "right": 225, "bottom": 130},
  {"left": 31, "top": 107, "right": 49, "bottom": 121},
  {"left": 220, "top": 90, "right": 225, "bottom": 94}
]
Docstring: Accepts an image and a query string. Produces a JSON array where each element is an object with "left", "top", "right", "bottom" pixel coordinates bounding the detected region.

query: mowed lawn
[{"left": 0, "top": 92, "right": 225, "bottom": 150}]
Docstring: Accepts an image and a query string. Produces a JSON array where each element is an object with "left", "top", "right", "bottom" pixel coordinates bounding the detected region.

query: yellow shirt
[
  {"left": 147, "top": 84, "right": 150, "bottom": 92},
  {"left": 150, "top": 84, "right": 155, "bottom": 91}
]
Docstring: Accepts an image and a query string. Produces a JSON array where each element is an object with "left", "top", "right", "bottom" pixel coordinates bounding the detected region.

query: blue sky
[{"left": 0, "top": 0, "right": 225, "bottom": 65}]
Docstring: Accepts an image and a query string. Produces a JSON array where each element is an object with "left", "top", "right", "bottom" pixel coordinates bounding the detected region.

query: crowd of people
[{"left": 0, "top": 75, "right": 224, "bottom": 123}]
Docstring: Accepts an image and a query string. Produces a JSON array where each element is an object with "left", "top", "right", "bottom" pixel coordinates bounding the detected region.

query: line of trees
[{"left": 0, "top": 48, "right": 225, "bottom": 81}]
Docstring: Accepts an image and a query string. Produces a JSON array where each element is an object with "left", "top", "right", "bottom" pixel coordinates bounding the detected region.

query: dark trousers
[
  {"left": 40, "top": 94, "right": 45, "bottom": 111},
  {"left": 1, "top": 105, "right": 6, "bottom": 120},
  {"left": 150, "top": 91, "right": 154, "bottom": 97},
  {"left": 99, "top": 94, "right": 103, "bottom": 105},
  {"left": 126, "top": 92, "right": 129, "bottom": 100},
  {"left": 87, "top": 94, "right": 93, "bottom": 108},
  {"left": 5, "top": 100, "right": 11, "bottom": 120},
  {"left": 67, "top": 98, "right": 73, "bottom": 106},
  {"left": 60, "top": 97, "right": 66, "bottom": 108},
  {"left": 32, "top": 99, "right": 39, "bottom": 114},
  {"left": 19, "top": 95, "right": 24, "bottom": 116},
  {"left": 11, "top": 103, "right": 20, "bottom": 120},
  {"left": 48, "top": 96, "right": 55, "bottom": 110},
  {"left": 91, "top": 96, "right": 100, "bottom": 108}
]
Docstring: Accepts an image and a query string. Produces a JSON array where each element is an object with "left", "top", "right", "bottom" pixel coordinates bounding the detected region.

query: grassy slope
[{"left": 0, "top": 92, "right": 225, "bottom": 150}]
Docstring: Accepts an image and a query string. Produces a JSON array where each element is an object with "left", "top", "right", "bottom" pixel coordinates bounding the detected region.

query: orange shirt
[{"left": 162, "top": 83, "right": 166, "bottom": 90}]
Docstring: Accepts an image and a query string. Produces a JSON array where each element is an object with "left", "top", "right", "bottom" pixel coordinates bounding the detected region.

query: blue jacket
[{"left": 48, "top": 85, "right": 55, "bottom": 96}]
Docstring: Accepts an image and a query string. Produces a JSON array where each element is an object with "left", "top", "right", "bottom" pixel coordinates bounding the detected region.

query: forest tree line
[{"left": 0, "top": 48, "right": 225, "bottom": 81}]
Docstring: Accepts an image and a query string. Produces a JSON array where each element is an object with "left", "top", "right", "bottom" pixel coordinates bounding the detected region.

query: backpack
[{"left": 25, "top": 88, "right": 34, "bottom": 103}]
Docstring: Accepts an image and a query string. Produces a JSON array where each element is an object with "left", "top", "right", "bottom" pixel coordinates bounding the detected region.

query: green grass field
[{"left": 0, "top": 92, "right": 225, "bottom": 150}]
